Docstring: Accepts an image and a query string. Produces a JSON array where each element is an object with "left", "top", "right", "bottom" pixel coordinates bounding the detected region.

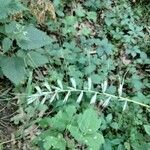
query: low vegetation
[{"left": 0, "top": 0, "right": 150, "bottom": 149}]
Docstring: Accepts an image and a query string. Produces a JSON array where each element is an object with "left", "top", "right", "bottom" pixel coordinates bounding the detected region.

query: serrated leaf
[
  {"left": 97, "top": 38, "right": 113, "bottom": 55},
  {"left": 50, "top": 111, "right": 67, "bottom": 131},
  {"left": 78, "top": 108, "right": 101, "bottom": 134},
  {"left": 0, "top": 56, "right": 25, "bottom": 84},
  {"left": 65, "top": 105, "right": 77, "bottom": 117},
  {"left": 83, "top": 133, "right": 104, "bottom": 150},
  {"left": 76, "top": 91, "right": 83, "bottom": 103},
  {"left": 27, "top": 51, "right": 49, "bottom": 68},
  {"left": 51, "top": 106, "right": 76, "bottom": 131},
  {"left": 43, "top": 135, "right": 66, "bottom": 150},
  {"left": 0, "top": 0, "right": 26, "bottom": 20},
  {"left": 91, "top": 74, "right": 102, "bottom": 84},
  {"left": 17, "top": 26, "right": 52, "bottom": 50},
  {"left": 67, "top": 125, "right": 83, "bottom": 142}
]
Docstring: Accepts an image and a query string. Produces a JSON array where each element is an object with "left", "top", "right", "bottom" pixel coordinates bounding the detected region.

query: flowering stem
[{"left": 29, "top": 88, "right": 150, "bottom": 109}]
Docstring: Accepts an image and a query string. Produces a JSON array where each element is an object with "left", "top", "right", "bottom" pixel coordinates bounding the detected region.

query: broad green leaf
[
  {"left": 144, "top": 125, "right": 150, "bottom": 136},
  {"left": 91, "top": 74, "right": 102, "bottom": 84},
  {"left": 50, "top": 111, "right": 67, "bottom": 131},
  {"left": 2, "top": 38, "right": 12, "bottom": 52},
  {"left": 110, "top": 138, "right": 122, "bottom": 145},
  {"left": 5, "top": 21, "right": 26, "bottom": 40},
  {"left": 83, "top": 133, "right": 104, "bottom": 150},
  {"left": 0, "top": 56, "right": 25, "bottom": 84},
  {"left": 43, "top": 135, "right": 66, "bottom": 150},
  {"left": 27, "top": 51, "right": 49, "bottom": 68},
  {"left": 110, "top": 122, "right": 119, "bottom": 130},
  {"left": 17, "top": 26, "right": 52, "bottom": 50},
  {"left": 75, "top": 5, "right": 85, "bottom": 17},
  {"left": 84, "top": 65, "right": 96, "bottom": 75},
  {"left": 51, "top": 106, "right": 76, "bottom": 131},
  {"left": 64, "top": 16, "right": 77, "bottom": 26},
  {"left": 106, "top": 113, "right": 112, "bottom": 123},
  {"left": 65, "top": 105, "right": 77, "bottom": 117},
  {"left": 67, "top": 125, "right": 83, "bottom": 142},
  {"left": 0, "top": 0, "right": 26, "bottom": 20},
  {"left": 78, "top": 108, "right": 101, "bottom": 134}
]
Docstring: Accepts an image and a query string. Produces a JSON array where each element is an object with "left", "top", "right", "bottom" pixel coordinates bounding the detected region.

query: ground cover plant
[{"left": 0, "top": 0, "right": 150, "bottom": 149}]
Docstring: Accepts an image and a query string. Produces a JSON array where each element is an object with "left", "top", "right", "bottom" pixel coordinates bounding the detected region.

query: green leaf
[
  {"left": 87, "top": 11, "right": 97, "bottom": 22},
  {"left": 0, "top": 0, "right": 26, "bottom": 20},
  {"left": 68, "top": 125, "right": 104, "bottom": 150},
  {"left": 75, "top": 5, "right": 85, "bottom": 17},
  {"left": 110, "top": 122, "right": 119, "bottom": 130},
  {"left": 2, "top": 38, "right": 12, "bottom": 52},
  {"left": 17, "top": 26, "right": 52, "bottom": 50},
  {"left": 65, "top": 105, "right": 77, "bottom": 117},
  {"left": 84, "top": 65, "right": 96, "bottom": 75},
  {"left": 0, "top": 56, "right": 25, "bottom": 84},
  {"left": 91, "top": 74, "right": 102, "bottom": 84},
  {"left": 50, "top": 106, "right": 76, "bottom": 131},
  {"left": 77, "top": 108, "right": 101, "bottom": 134},
  {"left": 80, "top": 27, "right": 92, "bottom": 36},
  {"left": 27, "top": 51, "right": 49, "bottom": 68},
  {"left": 83, "top": 133, "right": 104, "bottom": 150},
  {"left": 5, "top": 21, "right": 26, "bottom": 40},
  {"left": 43, "top": 134, "right": 66, "bottom": 150},
  {"left": 67, "top": 125, "right": 83, "bottom": 142},
  {"left": 64, "top": 16, "right": 77, "bottom": 26},
  {"left": 106, "top": 113, "right": 112, "bottom": 123},
  {"left": 97, "top": 38, "right": 113, "bottom": 55},
  {"left": 144, "top": 125, "right": 150, "bottom": 136}
]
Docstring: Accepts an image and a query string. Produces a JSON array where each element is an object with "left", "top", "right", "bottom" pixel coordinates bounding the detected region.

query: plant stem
[{"left": 28, "top": 88, "right": 150, "bottom": 109}]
